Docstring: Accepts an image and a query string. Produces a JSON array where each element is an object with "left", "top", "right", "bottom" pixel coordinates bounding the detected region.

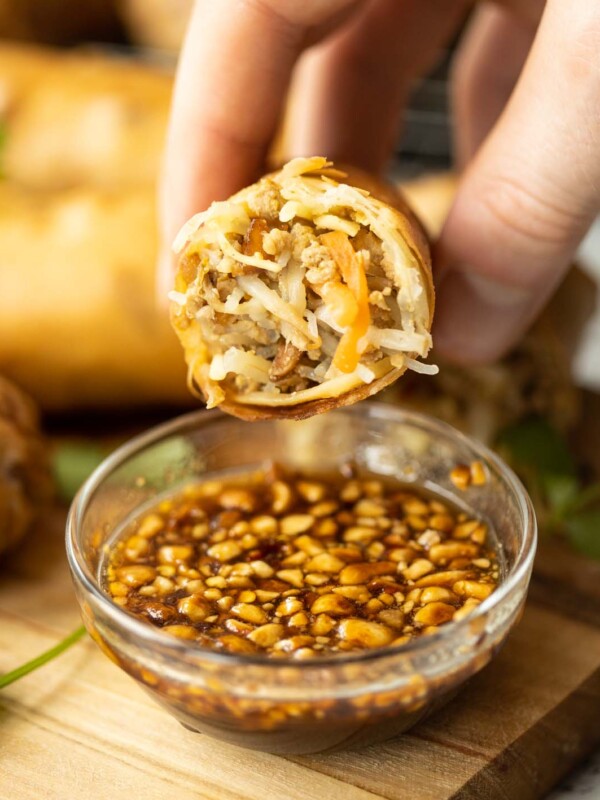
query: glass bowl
[{"left": 66, "top": 404, "right": 536, "bottom": 755}]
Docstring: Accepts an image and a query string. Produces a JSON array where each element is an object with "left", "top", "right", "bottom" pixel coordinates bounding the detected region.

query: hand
[
  {"left": 159, "top": 0, "right": 466, "bottom": 293},
  {"left": 160, "top": 0, "right": 600, "bottom": 365},
  {"left": 437, "top": 0, "right": 600, "bottom": 363}
]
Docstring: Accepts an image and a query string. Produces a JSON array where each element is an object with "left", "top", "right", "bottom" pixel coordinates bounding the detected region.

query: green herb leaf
[
  {"left": 564, "top": 510, "right": 600, "bottom": 559},
  {"left": 0, "top": 626, "right": 87, "bottom": 689},
  {"left": 571, "top": 482, "right": 600, "bottom": 513},
  {"left": 497, "top": 416, "right": 576, "bottom": 478},
  {"left": 52, "top": 442, "right": 106, "bottom": 502},
  {"left": 542, "top": 473, "right": 580, "bottom": 516},
  {"left": 496, "top": 416, "right": 600, "bottom": 560},
  {"left": 117, "top": 437, "right": 197, "bottom": 489}
]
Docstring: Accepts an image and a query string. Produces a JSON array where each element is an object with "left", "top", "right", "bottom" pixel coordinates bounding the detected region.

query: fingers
[
  {"left": 160, "top": 0, "right": 359, "bottom": 249},
  {"left": 158, "top": 0, "right": 363, "bottom": 297},
  {"left": 493, "top": 0, "right": 545, "bottom": 27},
  {"left": 434, "top": 0, "right": 600, "bottom": 365},
  {"left": 161, "top": 0, "right": 298, "bottom": 250},
  {"left": 451, "top": 3, "right": 534, "bottom": 166},
  {"left": 285, "top": 0, "right": 468, "bottom": 173}
]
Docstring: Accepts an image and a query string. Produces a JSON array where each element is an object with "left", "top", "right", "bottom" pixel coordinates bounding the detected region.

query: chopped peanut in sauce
[{"left": 105, "top": 465, "right": 499, "bottom": 658}]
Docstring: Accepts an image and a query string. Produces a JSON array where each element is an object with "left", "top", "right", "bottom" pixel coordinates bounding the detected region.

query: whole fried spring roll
[
  {"left": 170, "top": 157, "right": 435, "bottom": 420},
  {"left": 0, "top": 184, "right": 189, "bottom": 410},
  {"left": 0, "top": 43, "right": 171, "bottom": 191}
]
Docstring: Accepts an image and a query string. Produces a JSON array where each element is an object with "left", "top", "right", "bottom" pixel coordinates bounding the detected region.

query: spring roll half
[{"left": 170, "top": 157, "right": 435, "bottom": 420}]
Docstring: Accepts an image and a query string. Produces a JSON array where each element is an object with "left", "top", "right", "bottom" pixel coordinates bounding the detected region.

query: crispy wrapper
[
  {"left": 171, "top": 157, "right": 434, "bottom": 421},
  {"left": 0, "top": 42, "right": 171, "bottom": 191},
  {"left": 0, "top": 375, "right": 53, "bottom": 556},
  {"left": 0, "top": 184, "right": 188, "bottom": 410}
]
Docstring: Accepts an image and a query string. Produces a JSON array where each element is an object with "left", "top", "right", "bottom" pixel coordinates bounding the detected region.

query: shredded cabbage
[
  {"left": 367, "top": 326, "right": 430, "bottom": 356},
  {"left": 217, "top": 232, "right": 283, "bottom": 273},
  {"left": 237, "top": 275, "right": 319, "bottom": 345},
  {"left": 209, "top": 347, "right": 272, "bottom": 384},
  {"left": 313, "top": 214, "right": 360, "bottom": 237},
  {"left": 173, "top": 155, "right": 433, "bottom": 409},
  {"left": 404, "top": 357, "right": 439, "bottom": 375}
]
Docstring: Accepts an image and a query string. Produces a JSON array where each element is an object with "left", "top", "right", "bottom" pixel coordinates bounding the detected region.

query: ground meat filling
[
  {"left": 180, "top": 205, "right": 405, "bottom": 399},
  {"left": 172, "top": 164, "right": 433, "bottom": 409}
]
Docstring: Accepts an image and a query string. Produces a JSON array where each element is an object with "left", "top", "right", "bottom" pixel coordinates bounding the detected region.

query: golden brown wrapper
[
  {"left": 172, "top": 159, "right": 434, "bottom": 421},
  {"left": 216, "top": 370, "right": 402, "bottom": 421},
  {"left": 0, "top": 42, "right": 171, "bottom": 191},
  {"left": 0, "top": 184, "right": 188, "bottom": 410},
  {"left": 0, "top": 43, "right": 183, "bottom": 411},
  {"left": 0, "top": 375, "right": 53, "bottom": 557}
]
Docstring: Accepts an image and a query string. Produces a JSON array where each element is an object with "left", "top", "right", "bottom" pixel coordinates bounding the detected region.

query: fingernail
[{"left": 433, "top": 267, "right": 532, "bottom": 365}]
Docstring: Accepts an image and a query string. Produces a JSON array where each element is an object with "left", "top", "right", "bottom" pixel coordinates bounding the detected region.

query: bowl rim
[{"left": 66, "top": 403, "right": 537, "bottom": 669}]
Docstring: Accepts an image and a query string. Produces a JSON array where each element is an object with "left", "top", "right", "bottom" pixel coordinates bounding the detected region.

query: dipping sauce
[{"left": 104, "top": 464, "right": 499, "bottom": 658}]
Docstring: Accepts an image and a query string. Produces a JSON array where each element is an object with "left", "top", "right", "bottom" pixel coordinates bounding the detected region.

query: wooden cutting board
[{"left": 1, "top": 506, "right": 599, "bottom": 800}]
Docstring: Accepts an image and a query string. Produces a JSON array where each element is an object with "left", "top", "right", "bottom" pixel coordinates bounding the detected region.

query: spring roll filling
[{"left": 171, "top": 158, "right": 433, "bottom": 408}]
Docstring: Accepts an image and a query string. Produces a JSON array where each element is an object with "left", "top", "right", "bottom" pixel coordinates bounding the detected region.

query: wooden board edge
[{"left": 452, "top": 668, "right": 600, "bottom": 800}]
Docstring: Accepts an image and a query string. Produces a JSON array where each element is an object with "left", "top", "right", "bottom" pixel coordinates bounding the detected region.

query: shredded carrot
[
  {"left": 320, "top": 231, "right": 371, "bottom": 373},
  {"left": 320, "top": 282, "right": 359, "bottom": 328}
]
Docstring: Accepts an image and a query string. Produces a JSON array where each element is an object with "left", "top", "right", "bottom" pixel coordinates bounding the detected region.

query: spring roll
[
  {"left": 0, "top": 375, "right": 53, "bottom": 556},
  {"left": 0, "top": 43, "right": 171, "bottom": 191},
  {"left": 0, "top": 184, "right": 189, "bottom": 410},
  {"left": 170, "top": 157, "right": 435, "bottom": 420}
]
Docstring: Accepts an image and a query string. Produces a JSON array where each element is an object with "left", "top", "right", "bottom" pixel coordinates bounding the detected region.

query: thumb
[{"left": 434, "top": 0, "right": 600, "bottom": 365}]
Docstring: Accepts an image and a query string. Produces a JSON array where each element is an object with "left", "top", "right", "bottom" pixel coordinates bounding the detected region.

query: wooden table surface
[{"left": 1, "top": 505, "right": 600, "bottom": 800}]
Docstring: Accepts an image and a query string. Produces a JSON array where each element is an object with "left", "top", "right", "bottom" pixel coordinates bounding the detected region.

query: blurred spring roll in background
[
  {"left": 0, "top": 184, "right": 188, "bottom": 409},
  {"left": 170, "top": 157, "right": 435, "bottom": 420},
  {"left": 0, "top": 376, "right": 52, "bottom": 556},
  {"left": 0, "top": 43, "right": 170, "bottom": 190},
  {"left": 0, "top": 44, "right": 187, "bottom": 410}
]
